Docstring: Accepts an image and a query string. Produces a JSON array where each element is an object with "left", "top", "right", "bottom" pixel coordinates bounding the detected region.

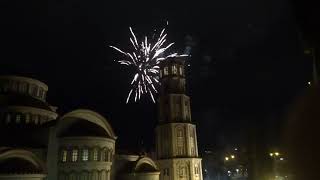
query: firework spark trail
[{"left": 110, "top": 26, "right": 186, "bottom": 103}]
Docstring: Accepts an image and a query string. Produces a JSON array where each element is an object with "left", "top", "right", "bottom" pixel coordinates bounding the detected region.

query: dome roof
[
  {"left": 0, "top": 158, "right": 42, "bottom": 174},
  {"left": 133, "top": 157, "right": 159, "bottom": 173},
  {"left": 56, "top": 109, "right": 117, "bottom": 139},
  {"left": 135, "top": 163, "right": 158, "bottom": 172},
  {"left": 0, "top": 94, "right": 52, "bottom": 111},
  {"left": 0, "top": 148, "right": 46, "bottom": 174},
  {"left": 116, "top": 156, "right": 159, "bottom": 173},
  {"left": 59, "top": 119, "right": 110, "bottom": 138}
]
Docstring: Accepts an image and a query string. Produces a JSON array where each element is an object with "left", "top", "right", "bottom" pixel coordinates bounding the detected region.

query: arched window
[
  {"left": 82, "top": 149, "right": 89, "bottom": 161},
  {"left": 163, "top": 168, "right": 170, "bottom": 176},
  {"left": 16, "top": 114, "right": 21, "bottom": 124},
  {"left": 179, "top": 166, "right": 187, "bottom": 177},
  {"left": 179, "top": 66, "right": 183, "bottom": 75},
  {"left": 31, "top": 85, "right": 38, "bottom": 97},
  {"left": 61, "top": 149, "right": 67, "bottom": 162},
  {"left": 25, "top": 114, "right": 30, "bottom": 124},
  {"left": 176, "top": 127, "right": 184, "bottom": 156},
  {"left": 177, "top": 128, "right": 183, "bottom": 137},
  {"left": 164, "top": 67, "right": 169, "bottom": 75},
  {"left": 110, "top": 150, "right": 114, "bottom": 161},
  {"left": 101, "top": 148, "right": 106, "bottom": 161},
  {"left": 38, "top": 88, "right": 43, "bottom": 98},
  {"left": 93, "top": 148, "right": 98, "bottom": 161},
  {"left": 72, "top": 149, "right": 78, "bottom": 162},
  {"left": 195, "top": 164, "right": 199, "bottom": 175},
  {"left": 172, "top": 65, "right": 177, "bottom": 74}
]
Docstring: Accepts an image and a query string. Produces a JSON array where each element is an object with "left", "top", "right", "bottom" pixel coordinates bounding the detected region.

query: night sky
[{"left": 0, "top": 0, "right": 316, "bottom": 151}]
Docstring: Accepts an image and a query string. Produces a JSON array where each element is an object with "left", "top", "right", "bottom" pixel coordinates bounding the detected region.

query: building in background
[{"left": 202, "top": 147, "right": 248, "bottom": 180}]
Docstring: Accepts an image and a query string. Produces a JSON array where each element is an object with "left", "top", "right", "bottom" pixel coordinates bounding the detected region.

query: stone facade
[
  {"left": 0, "top": 61, "right": 203, "bottom": 180},
  {"left": 156, "top": 57, "right": 203, "bottom": 180},
  {"left": 114, "top": 155, "right": 160, "bottom": 180},
  {"left": 0, "top": 75, "right": 160, "bottom": 180}
]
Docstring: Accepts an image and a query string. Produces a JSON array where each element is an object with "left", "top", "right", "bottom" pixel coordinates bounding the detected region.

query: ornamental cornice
[
  {"left": 5, "top": 106, "right": 58, "bottom": 118},
  {"left": 58, "top": 162, "right": 112, "bottom": 172}
]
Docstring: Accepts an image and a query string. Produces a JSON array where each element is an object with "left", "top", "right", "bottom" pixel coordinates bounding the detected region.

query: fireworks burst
[{"left": 110, "top": 26, "right": 186, "bottom": 103}]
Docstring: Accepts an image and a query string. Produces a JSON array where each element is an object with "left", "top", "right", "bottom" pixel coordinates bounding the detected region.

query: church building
[
  {"left": 0, "top": 57, "right": 202, "bottom": 180},
  {"left": 156, "top": 57, "right": 203, "bottom": 180}
]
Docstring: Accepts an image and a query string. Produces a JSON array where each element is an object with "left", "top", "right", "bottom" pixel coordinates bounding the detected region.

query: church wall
[
  {"left": 47, "top": 126, "right": 59, "bottom": 180},
  {"left": 57, "top": 137, "right": 115, "bottom": 180},
  {"left": 121, "top": 172, "right": 160, "bottom": 180}
]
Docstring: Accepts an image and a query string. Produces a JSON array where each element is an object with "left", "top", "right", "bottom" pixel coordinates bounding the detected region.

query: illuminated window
[
  {"left": 101, "top": 149, "right": 106, "bottom": 161},
  {"left": 164, "top": 67, "right": 169, "bottom": 75},
  {"left": 61, "top": 150, "right": 67, "bottom": 162},
  {"left": 107, "top": 150, "right": 113, "bottom": 161},
  {"left": 93, "top": 148, "right": 98, "bottom": 161},
  {"left": 25, "top": 114, "right": 30, "bottom": 124},
  {"left": 160, "top": 70, "right": 163, "bottom": 78},
  {"left": 179, "top": 66, "right": 183, "bottom": 75},
  {"left": 172, "top": 65, "right": 177, "bottom": 74},
  {"left": 82, "top": 149, "right": 89, "bottom": 161},
  {"left": 72, "top": 149, "right": 78, "bottom": 162},
  {"left": 16, "top": 114, "right": 21, "bottom": 123}
]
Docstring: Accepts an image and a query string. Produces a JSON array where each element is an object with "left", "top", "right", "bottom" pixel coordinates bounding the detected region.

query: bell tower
[{"left": 155, "top": 56, "right": 203, "bottom": 180}]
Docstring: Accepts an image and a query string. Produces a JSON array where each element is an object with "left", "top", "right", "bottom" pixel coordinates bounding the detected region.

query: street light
[
  {"left": 225, "top": 157, "right": 229, "bottom": 161},
  {"left": 231, "top": 155, "right": 235, "bottom": 159}
]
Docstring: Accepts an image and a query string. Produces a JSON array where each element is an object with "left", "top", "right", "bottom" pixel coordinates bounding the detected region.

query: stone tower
[{"left": 155, "top": 57, "right": 203, "bottom": 180}]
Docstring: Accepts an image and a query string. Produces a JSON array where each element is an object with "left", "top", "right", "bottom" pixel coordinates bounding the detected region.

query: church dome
[
  {"left": 0, "top": 75, "right": 58, "bottom": 126},
  {"left": 0, "top": 148, "right": 47, "bottom": 174},
  {"left": 56, "top": 109, "right": 117, "bottom": 139},
  {"left": 133, "top": 157, "right": 159, "bottom": 173},
  {"left": 59, "top": 119, "right": 111, "bottom": 138},
  {"left": 0, "top": 157, "right": 42, "bottom": 174},
  {"left": 0, "top": 94, "right": 53, "bottom": 111},
  {"left": 0, "top": 76, "right": 48, "bottom": 101}
]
